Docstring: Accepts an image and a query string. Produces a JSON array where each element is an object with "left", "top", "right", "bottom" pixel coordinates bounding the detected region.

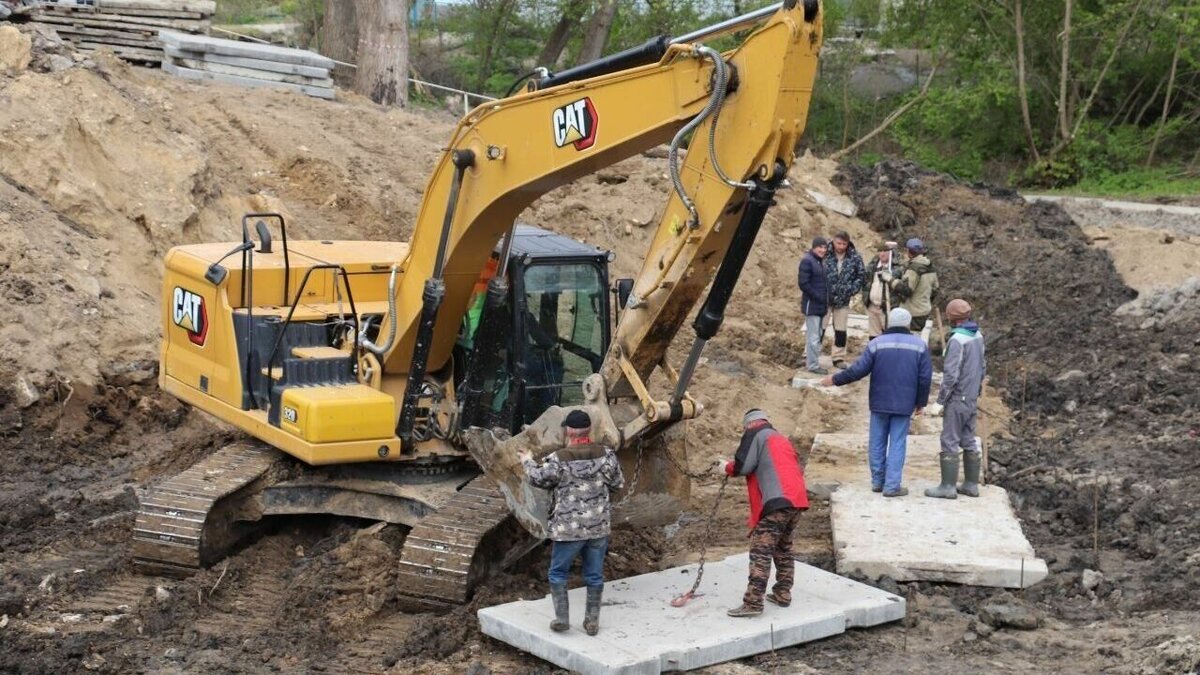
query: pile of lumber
[
  {"left": 159, "top": 30, "right": 335, "bottom": 100},
  {"left": 30, "top": 0, "right": 213, "bottom": 64}
]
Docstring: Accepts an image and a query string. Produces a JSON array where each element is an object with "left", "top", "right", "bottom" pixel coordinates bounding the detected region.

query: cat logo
[
  {"left": 552, "top": 97, "right": 598, "bottom": 151},
  {"left": 282, "top": 406, "right": 298, "bottom": 424},
  {"left": 172, "top": 287, "right": 208, "bottom": 346}
]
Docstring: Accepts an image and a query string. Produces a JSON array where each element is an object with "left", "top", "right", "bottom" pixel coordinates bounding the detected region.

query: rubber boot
[
  {"left": 549, "top": 583, "right": 569, "bottom": 632},
  {"left": 583, "top": 585, "right": 602, "bottom": 636},
  {"left": 924, "top": 452, "right": 959, "bottom": 499},
  {"left": 958, "top": 451, "right": 981, "bottom": 497}
]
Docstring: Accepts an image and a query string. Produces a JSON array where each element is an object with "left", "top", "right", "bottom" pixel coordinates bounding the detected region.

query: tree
[
  {"left": 577, "top": 0, "right": 618, "bottom": 65},
  {"left": 321, "top": 0, "right": 359, "bottom": 86},
  {"left": 538, "top": 0, "right": 588, "bottom": 69},
  {"left": 354, "top": 0, "right": 409, "bottom": 106}
]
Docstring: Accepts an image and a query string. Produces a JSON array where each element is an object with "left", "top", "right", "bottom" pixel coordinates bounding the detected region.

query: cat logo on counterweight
[{"left": 172, "top": 287, "right": 208, "bottom": 346}]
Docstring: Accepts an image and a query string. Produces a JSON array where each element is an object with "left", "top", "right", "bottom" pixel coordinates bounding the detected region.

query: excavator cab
[{"left": 457, "top": 225, "right": 613, "bottom": 435}]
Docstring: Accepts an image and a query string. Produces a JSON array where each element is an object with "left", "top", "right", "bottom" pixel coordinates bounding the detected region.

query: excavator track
[
  {"left": 395, "top": 474, "right": 520, "bottom": 611},
  {"left": 132, "top": 443, "right": 281, "bottom": 576}
]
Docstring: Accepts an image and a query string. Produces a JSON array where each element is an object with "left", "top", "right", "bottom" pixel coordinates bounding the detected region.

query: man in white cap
[{"left": 821, "top": 308, "right": 932, "bottom": 496}]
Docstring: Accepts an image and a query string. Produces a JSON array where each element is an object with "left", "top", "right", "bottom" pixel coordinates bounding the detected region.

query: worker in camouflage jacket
[
  {"left": 823, "top": 231, "right": 866, "bottom": 367},
  {"left": 520, "top": 410, "right": 624, "bottom": 637},
  {"left": 721, "top": 409, "right": 809, "bottom": 618}
]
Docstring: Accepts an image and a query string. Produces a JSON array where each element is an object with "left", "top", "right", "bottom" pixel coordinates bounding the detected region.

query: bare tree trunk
[
  {"left": 322, "top": 0, "right": 358, "bottom": 86},
  {"left": 577, "top": 0, "right": 618, "bottom": 65},
  {"left": 538, "top": 0, "right": 587, "bottom": 68},
  {"left": 1067, "top": 0, "right": 1144, "bottom": 141},
  {"left": 1146, "top": 33, "right": 1183, "bottom": 167},
  {"left": 477, "top": 0, "right": 516, "bottom": 90},
  {"left": 1014, "top": 0, "right": 1039, "bottom": 161},
  {"left": 1057, "top": 0, "right": 1072, "bottom": 142},
  {"left": 1133, "top": 72, "right": 1168, "bottom": 126},
  {"left": 355, "top": 0, "right": 409, "bottom": 106},
  {"left": 831, "top": 56, "right": 943, "bottom": 162}
]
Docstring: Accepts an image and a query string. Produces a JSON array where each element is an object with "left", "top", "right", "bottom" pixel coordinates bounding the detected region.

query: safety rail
[{"left": 259, "top": 263, "right": 362, "bottom": 407}]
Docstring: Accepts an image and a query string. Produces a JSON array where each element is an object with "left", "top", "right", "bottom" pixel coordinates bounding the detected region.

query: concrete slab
[
  {"left": 159, "top": 29, "right": 334, "bottom": 68},
  {"left": 162, "top": 60, "right": 335, "bottom": 99},
  {"left": 831, "top": 483, "right": 1048, "bottom": 588},
  {"left": 478, "top": 553, "right": 904, "bottom": 674}
]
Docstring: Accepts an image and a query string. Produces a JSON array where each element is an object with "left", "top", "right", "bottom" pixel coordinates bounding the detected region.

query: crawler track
[
  {"left": 395, "top": 475, "right": 516, "bottom": 611},
  {"left": 131, "top": 443, "right": 281, "bottom": 576}
]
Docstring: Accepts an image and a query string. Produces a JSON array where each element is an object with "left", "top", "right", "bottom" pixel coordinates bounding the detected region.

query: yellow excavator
[{"left": 136, "top": 0, "right": 823, "bottom": 610}]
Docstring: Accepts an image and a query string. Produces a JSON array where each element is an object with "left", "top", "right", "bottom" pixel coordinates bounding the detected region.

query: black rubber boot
[
  {"left": 549, "top": 583, "right": 569, "bottom": 632},
  {"left": 924, "top": 452, "right": 959, "bottom": 499},
  {"left": 583, "top": 585, "right": 602, "bottom": 636},
  {"left": 958, "top": 451, "right": 981, "bottom": 497}
]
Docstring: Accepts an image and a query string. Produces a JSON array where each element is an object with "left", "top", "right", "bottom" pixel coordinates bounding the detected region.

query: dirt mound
[{"left": 837, "top": 160, "right": 1200, "bottom": 612}]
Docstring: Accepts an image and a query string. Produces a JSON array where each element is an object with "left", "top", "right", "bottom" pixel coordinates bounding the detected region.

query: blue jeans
[
  {"left": 868, "top": 411, "right": 912, "bottom": 492},
  {"left": 548, "top": 537, "right": 608, "bottom": 587},
  {"left": 804, "top": 314, "right": 824, "bottom": 370}
]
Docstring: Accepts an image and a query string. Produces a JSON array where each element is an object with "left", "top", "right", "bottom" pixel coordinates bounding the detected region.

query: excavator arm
[{"left": 380, "top": 1, "right": 822, "bottom": 457}]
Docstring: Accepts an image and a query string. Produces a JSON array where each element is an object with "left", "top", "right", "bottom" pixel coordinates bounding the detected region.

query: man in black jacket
[{"left": 797, "top": 237, "right": 829, "bottom": 374}]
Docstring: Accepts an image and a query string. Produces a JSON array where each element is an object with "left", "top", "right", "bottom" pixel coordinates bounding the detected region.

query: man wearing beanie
[
  {"left": 823, "top": 231, "right": 866, "bottom": 368},
  {"left": 519, "top": 410, "right": 624, "bottom": 636},
  {"left": 798, "top": 236, "right": 830, "bottom": 374},
  {"left": 722, "top": 409, "right": 809, "bottom": 617},
  {"left": 821, "top": 307, "right": 932, "bottom": 497},
  {"left": 925, "top": 298, "right": 987, "bottom": 500}
]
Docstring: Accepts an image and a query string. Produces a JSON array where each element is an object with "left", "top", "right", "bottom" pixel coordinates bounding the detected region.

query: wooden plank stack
[
  {"left": 159, "top": 30, "right": 335, "bottom": 100},
  {"left": 30, "top": 0, "right": 214, "bottom": 64}
]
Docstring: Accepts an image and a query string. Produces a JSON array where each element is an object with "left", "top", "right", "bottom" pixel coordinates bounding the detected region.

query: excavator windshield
[{"left": 519, "top": 261, "right": 606, "bottom": 421}]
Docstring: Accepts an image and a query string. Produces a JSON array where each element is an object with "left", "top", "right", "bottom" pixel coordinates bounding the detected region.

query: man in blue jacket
[
  {"left": 797, "top": 237, "right": 830, "bottom": 374},
  {"left": 821, "top": 307, "right": 932, "bottom": 497}
]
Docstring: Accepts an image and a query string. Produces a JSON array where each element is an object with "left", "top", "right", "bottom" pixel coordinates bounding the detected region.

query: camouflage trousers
[{"left": 742, "top": 507, "right": 802, "bottom": 610}]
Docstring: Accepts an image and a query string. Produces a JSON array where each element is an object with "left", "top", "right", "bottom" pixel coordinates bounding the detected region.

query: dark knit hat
[
  {"left": 812, "top": 236, "right": 829, "bottom": 249},
  {"left": 562, "top": 410, "right": 592, "bottom": 429}
]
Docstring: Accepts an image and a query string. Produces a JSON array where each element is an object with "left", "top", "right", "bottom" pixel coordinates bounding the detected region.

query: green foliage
[
  {"left": 1043, "top": 167, "right": 1200, "bottom": 199},
  {"left": 214, "top": 0, "right": 279, "bottom": 25}
]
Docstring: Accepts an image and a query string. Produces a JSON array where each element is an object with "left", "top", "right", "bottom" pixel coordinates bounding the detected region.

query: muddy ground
[{"left": 2, "top": 26, "right": 1200, "bottom": 675}]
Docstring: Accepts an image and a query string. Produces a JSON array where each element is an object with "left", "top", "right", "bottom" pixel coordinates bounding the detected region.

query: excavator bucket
[{"left": 463, "top": 374, "right": 690, "bottom": 538}]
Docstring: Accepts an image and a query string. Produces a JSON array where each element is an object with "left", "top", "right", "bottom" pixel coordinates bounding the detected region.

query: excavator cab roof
[{"left": 502, "top": 224, "right": 611, "bottom": 263}]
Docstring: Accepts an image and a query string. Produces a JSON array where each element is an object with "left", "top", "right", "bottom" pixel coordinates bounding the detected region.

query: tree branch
[{"left": 830, "top": 54, "right": 944, "bottom": 162}]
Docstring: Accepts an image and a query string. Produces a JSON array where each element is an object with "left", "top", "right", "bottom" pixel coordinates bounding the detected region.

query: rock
[
  {"left": 778, "top": 227, "right": 808, "bottom": 240},
  {"left": 0, "top": 25, "right": 32, "bottom": 75},
  {"left": 60, "top": 613, "right": 84, "bottom": 623},
  {"left": 975, "top": 621, "right": 996, "bottom": 638},
  {"left": 11, "top": 375, "right": 37, "bottom": 409},
  {"left": 464, "top": 662, "right": 492, "bottom": 675},
  {"left": 1055, "top": 369, "right": 1086, "bottom": 383},
  {"left": 978, "top": 601, "right": 1041, "bottom": 630},
  {"left": 1160, "top": 232, "right": 1175, "bottom": 244},
  {"left": 1082, "top": 568, "right": 1104, "bottom": 591},
  {"left": 154, "top": 586, "right": 171, "bottom": 603},
  {"left": 46, "top": 54, "right": 74, "bottom": 73},
  {"left": 803, "top": 188, "right": 858, "bottom": 216},
  {"left": 0, "top": 614, "right": 8, "bottom": 629}
]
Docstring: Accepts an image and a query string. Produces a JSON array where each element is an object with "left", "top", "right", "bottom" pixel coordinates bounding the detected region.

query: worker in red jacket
[{"left": 722, "top": 409, "right": 809, "bottom": 617}]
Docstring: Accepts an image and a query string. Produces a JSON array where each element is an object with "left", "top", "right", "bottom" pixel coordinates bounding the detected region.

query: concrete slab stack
[
  {"left": 158, "top": 29, "right": 335, "bottom": 99},
  {"left": 31, "top": 0, "right": 214, "bottom": 64}
]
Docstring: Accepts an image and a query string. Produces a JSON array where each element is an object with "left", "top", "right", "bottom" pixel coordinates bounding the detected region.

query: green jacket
[{"left": 890, "top": 254, "right": 939, "bottom": 317}]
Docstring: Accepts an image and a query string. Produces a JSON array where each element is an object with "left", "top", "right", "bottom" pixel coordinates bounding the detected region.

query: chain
[
  {"left": 681, "top": 473, "right": 730, "bottom": 600},
  {"left": 614, "top": 437, "right": 646, "bottom": 509}
]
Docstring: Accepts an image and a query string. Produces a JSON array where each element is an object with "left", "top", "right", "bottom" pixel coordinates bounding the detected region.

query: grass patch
[{"left": 1039, "top": 167, "right": 1200, "bottom": 201}]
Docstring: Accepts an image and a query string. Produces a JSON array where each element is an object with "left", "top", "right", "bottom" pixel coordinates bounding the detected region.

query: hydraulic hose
[
  {"left": 666, "top": 45, "right": 750, "bottom": 227},
  {"left": 361, "top": 265, "right": 399, "bottom": 356}
]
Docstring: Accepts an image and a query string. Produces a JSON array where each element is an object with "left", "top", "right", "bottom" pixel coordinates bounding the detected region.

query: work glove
[
  {"left": 878, "top": 271, "right": 894, "bottom": 283},
  {"left": 926, "top": 402, "right": 944, "bottom": 417}
]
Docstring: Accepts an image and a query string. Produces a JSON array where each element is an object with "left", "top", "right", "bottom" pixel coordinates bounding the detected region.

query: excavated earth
[{"left": 2, "top": 28, "right": 1199, "bottom": 675}]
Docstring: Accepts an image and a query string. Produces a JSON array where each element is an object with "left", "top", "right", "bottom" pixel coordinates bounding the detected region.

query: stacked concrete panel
[
  {"left": 159, "top": 29, "right": 335, "bottom": 100},
  {"left": 31, "top": 0, "right": 214, "bottom": 64}
]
